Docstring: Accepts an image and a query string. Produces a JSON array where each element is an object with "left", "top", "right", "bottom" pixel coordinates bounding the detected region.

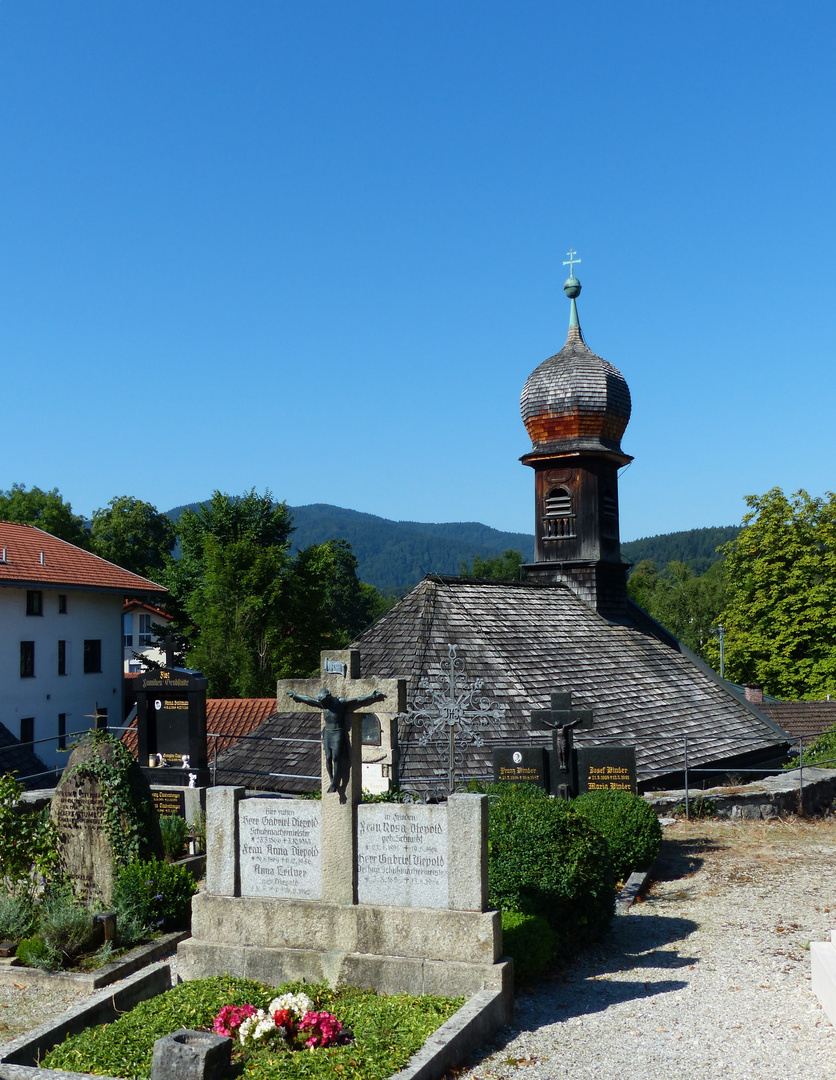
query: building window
[
  {"left": 543, "top": 487, "right": 576, "bottom": 539},
  {"left": 26, "top": 590, "right": 43, "bottom": 616},
  {"left": 58, "top": 594, "right": 67, "bottom": 614},
  {"left": 138, "top": 613, "right": 153, "bottom": 646},
  {"left": 122, "top": 612, "right": 133, "bottom": 647},
  {"left": 58, "top": 640, "right": 67, "bottom": 676},
  {"left": 361, "top": 714, "right": 382, "bottom": 746},
  {"left": 20, "top": 717, "right": 34, "bottom": 746},
  {"left": 20, "top": 641, "right": 35, "bottom": 678},
  {"left": 83, "top": 639, "right": 102, "bottom": 673},
  {"left": 58, "top": 713, "right": 66, "bottom": 751}
]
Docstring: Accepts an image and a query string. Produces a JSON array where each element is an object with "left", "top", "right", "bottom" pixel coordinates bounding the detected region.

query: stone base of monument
[
  {"left": 178, "top": 896, "right": 511, "bottom": 1010},
  {"left": 811, "top": 930, "right": 836, "bottom": 1026}
]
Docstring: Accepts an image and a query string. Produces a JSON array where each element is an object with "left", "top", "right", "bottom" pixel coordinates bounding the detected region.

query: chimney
[{"left": 744, "top": 685, "right": 764, "bottom": 704}]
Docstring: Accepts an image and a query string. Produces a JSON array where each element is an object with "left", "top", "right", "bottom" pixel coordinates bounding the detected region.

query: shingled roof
[
  {"left": 0, "top": 522, "right": 166, "bottom": 594},
  {"left": 211, "top": 713, "right": 320, "bottom": 794},
  {"left": 348, "top": 575, "right": 790, "bottom": 791}
]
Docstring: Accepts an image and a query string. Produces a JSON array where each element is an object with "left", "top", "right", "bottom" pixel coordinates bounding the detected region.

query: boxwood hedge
[
  {"left": 487, "top": 783, "right": 614, "bottom": 962},
  {"left": 572, "top": 789, "right": 662, "bottom": 881}
]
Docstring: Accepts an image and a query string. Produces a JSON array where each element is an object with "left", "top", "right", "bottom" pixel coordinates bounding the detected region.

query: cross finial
[{"left": 563, "top": 248, "right": 580, "bottom": 276}]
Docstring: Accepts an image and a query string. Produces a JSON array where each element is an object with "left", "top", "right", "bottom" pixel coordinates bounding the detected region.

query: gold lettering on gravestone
[
  {"left": 586, "top": 764, "right": 633, "bottom": 792},
  {"left": 152, "top": 790, "right": 185, "bottom": 818},
  {"left": 498, "top": 765, "right": 541, "bottom": 783}
]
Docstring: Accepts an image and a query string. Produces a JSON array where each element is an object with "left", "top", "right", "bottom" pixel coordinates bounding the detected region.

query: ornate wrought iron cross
[
  {"left": 404, "top": 644, "right": 505, "bottom": 796},
  {"left": 563, "top": 248, "right": 581, "bottom": 275}
]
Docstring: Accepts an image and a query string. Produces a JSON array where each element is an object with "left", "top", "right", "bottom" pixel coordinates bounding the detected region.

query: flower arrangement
[{"left": 212, "top": 990, "right": 352, "bottom": 1053}]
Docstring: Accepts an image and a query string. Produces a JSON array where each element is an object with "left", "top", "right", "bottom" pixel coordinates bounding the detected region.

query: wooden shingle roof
[{"left": 349, "top": 576, "right": 790, "bottom": 789}]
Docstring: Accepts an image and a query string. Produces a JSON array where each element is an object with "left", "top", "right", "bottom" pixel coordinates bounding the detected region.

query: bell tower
[{"left": 520, "top": 253, "right": 632, "bottom": 617}]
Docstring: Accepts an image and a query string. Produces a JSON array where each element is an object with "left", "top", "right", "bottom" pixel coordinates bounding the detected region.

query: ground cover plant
[
  {"left": 572, "top": 789, "right": 662, "bottom": 881},
  {"left": 42, "top": 977, "right": 463, "bottom": 1080}
]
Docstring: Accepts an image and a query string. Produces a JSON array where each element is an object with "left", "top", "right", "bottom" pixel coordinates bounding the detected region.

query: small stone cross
[{"left": 277, "top": 650, "right": 406, "bottom": 904}]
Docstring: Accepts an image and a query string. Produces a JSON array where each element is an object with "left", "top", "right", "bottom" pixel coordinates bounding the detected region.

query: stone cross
[
  {"left": 530, "top": 691, "right": 594, "bottom": 786},
  {"left": 277, "top": 650, "right": 406, "bottom": 905}
]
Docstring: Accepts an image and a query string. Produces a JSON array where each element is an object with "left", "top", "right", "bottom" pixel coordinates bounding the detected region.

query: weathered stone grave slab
[
  {"left": 575, "top": 744, "right": 637, "bottom": 794},
  {"left": 239, "top": 799, "right": 322, "bottom": 900},
  {"left": 357, "top": 803, "right": 448, "bottom": 908},
  {"left": 50, "top": 737, "right": 162, "bottom": 904}
]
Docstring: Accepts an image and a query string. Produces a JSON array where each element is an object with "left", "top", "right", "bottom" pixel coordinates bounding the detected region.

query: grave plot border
[{"left": 0, "top": 964, "right": 506, "bottom": 1080}]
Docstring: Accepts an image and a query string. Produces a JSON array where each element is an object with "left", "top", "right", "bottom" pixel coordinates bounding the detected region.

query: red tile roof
[
  {"left": 122, "top": 697, "right": 277, "bottom": 758},
  {"left": 758, "top": 701, "right": 836, "bottom": 744},
  {"left": 123, "top": 599, "right": 170, "bottom": 619},
  {"left": 0, "top": 522, "right": 166, "bottom": 594}
]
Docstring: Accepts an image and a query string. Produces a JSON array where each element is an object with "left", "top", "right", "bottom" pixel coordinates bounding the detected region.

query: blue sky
[{"left": 0, "top": 2, "right": 833, "bottom": 543}]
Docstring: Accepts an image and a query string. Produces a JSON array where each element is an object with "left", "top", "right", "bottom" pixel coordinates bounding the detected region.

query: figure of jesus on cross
[{"left": 287, "top": 685, "right": 386, "bottom": 793}]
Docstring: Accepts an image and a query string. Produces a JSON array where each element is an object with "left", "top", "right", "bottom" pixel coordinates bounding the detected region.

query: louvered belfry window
[{"left": 543, "top": 487, "right": 576, "bottom": 539}]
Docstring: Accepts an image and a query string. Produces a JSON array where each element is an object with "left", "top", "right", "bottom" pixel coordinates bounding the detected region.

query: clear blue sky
[{"left": 1, "top": 2, "right": 833, "bottom": 543}]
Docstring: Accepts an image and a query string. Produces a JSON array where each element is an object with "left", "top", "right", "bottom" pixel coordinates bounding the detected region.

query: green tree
[
  {"left": 460, "top": 549, "right": 524, "bottom": 580},
  {"left": 162, "top": 491, "right": 385, "bottom": 695},
  {"left": 90, "top": 496, "right": 175, "bottom": 580},
  {"left": 0, "top": 484, "right": 89, "bottom": 547},
  {"left": 706, "top": 488, "right": 836, "bottom": 699},
  {"left": 627, "top": 558, "right": 726, "bottom": 662}
]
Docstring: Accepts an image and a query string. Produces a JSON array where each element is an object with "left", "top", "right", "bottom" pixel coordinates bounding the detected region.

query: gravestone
[
  {"left": 575, "top": 745, "right": 638, "bottom": 794},
  {"left": 178, "top": 649, "right": 511, "bottom": 1016},
  {"left": 50, "top": 736, "right": 163, "bottom": 904},
  {"left": 530, "top": 691, "right": 594, "bottom": 798},
  {"left": 491, "top": 747, "right": 548, "bottom": 788},
  {"left": 136, "top": 667, "right": 209, "bottom": 787},
  {"left": 239, "top": 798, "right": 322, "bottom": 900}
]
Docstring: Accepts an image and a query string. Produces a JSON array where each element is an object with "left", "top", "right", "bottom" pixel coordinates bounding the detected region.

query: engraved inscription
[
  {"left": 239, "top": 799, "right": 322, "bottom": 900},
  {"left": 357, "top": 804, "right": 448, "bottom": 909}
]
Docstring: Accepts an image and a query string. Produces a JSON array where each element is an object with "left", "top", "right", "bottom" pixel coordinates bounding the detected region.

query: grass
[{"left": 41, "top": 977, "right": 463, "bottom": 1080}]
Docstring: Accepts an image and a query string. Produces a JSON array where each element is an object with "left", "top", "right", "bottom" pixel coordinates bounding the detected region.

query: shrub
[
  {"left": 16, "top": 934, "right": 60, "bottom": 970},
  {"left": 0, "top": 773, "right": 57, "bottom": 900},
  {"left": 487, "top": 783, "right": 614, "bottom": 961},
  {"left": 794, "top": 726, "right": 836, "bottom": 769},
  {"left": 112, "top": 859, "right": 197, "bottom": 946},
  {"left": 573, "top": 789, "right": 662, "bottom": 881},
  {"left": 159, "top": 814, "right": 189, "bottom": 860},
  {"left": 38, "top": 885, "right": 97, "bottom": 964},
  {"left": 501, "top": 910, "right": 557, "bottom": 983},
  {"left": 0, "top": 893, "right": 37, "bottom": 940}
]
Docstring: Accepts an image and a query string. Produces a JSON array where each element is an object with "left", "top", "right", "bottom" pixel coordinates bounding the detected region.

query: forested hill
[
  {"left": 168, "top": 500, "right": 740, "bottom": 591},
  {"left": 288, "top": 504, "right": 534, "bottom": 592},
  {"left": 621, "top": 525, "right": 742, "bottom": 576}
]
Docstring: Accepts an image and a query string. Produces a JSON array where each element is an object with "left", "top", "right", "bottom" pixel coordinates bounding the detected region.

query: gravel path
[{"left": 457, "top": 818, "right": 836, "bottom": 1080}]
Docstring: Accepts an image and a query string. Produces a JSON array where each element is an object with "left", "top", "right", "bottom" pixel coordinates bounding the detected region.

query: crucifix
[
  {"left": 562, "top": 248, "right": 581, "bottom": 276},
  {"left": 530, "top": 691, "right": 594, "bottom": 798},
  {"left": 277, "top": 649, "right": 406, "bottom": 904}
]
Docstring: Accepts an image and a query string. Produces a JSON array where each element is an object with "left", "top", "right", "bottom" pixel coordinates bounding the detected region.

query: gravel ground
[
  {"left": 0, "top": 979, "right": 93, "bottom": 1042},
  {"left": 455, "top": 817, "right": 836, "bottom": 1080}
]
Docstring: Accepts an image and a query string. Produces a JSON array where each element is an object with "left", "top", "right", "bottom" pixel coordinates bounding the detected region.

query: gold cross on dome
[{"left": 562, "top": 249, "right": 581, "bottom": 275}]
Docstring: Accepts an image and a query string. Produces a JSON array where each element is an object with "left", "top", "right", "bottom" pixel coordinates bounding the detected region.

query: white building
[
  {"left": 122, "top": 600, "right": 171, "bottom": 673},
  {"left": 0, "top": 522, "right": 167, "bottom": 778}
]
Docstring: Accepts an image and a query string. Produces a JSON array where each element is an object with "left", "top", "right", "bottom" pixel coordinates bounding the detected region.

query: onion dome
[{"left": 521, "top": 269, "right": 631, "bottom": 454}]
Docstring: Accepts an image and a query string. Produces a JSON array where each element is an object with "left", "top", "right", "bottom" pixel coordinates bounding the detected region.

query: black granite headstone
[
  {"left": 136, "top": 667, "right": 209, "bottom": 787},
  {"left": 492, "top": 747, "right": 548, "bottom": 788},
  {"left": 575, "top": 745, "right": 637, "bottom": 795}
]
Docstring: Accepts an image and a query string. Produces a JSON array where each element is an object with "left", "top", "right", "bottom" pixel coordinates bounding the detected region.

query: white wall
[
  {"left": 0, "top": 586, "right": 124, "bottom": 776},
  {"left": 122, "top": 609, "right": 169, "bottom": 673}
]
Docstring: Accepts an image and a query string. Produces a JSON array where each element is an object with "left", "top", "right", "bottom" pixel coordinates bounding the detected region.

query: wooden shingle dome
[{"left": 520, "top": 273, "right": 631, "bottom": 454}]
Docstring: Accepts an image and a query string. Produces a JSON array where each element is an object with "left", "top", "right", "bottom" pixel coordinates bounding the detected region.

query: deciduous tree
[
  {"left": 90, "top": 496, "right": 175, "bottom": 580},
  {"left": 0, "top": 484, "right": 89, "bottom": 547},
  {"left": 706, "top": 488, "right": 836, "bottom": 698}
]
